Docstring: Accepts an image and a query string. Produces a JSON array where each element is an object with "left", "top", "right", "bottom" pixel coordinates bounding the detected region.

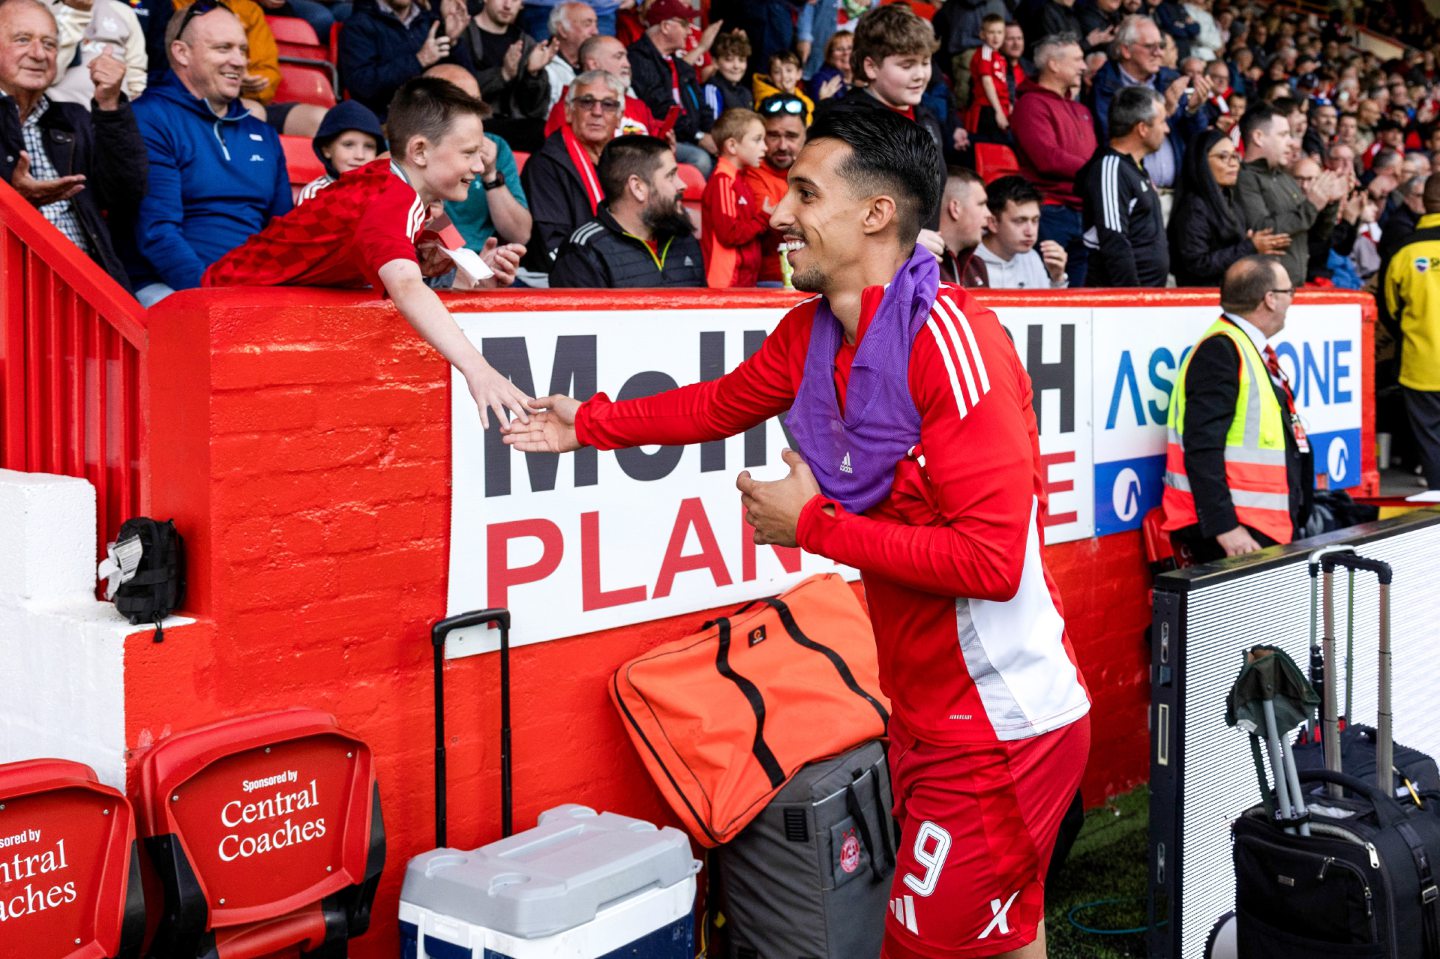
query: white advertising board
[{"left": 448, "top": 301, "right": 1364, "bottom": 650}]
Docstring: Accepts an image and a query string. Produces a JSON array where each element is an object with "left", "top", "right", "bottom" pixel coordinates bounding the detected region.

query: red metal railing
[{"left": 0, "top": 180, "right": 147, "bottom": 554}]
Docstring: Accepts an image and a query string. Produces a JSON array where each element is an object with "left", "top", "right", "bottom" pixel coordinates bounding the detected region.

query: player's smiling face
[
  {"left": 415, "top": 114, "right": 487, "bottom": 203},
  {"left": 771, "top": 137, "right": 870, "bottom": 294}
]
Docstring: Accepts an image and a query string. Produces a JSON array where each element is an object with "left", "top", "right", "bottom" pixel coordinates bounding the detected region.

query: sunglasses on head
[
  {"left": 175, "top": 0, "right": 232, "bottom": 41},
  {"left": 761, "top": 96, "right": 806, "bottom": 116}
]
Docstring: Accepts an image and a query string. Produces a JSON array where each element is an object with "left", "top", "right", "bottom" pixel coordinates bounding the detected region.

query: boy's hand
[
  {"left": 416, "top": 240, "right": 454, "bottom": 277},
  {"left": 466, "top": 361, "right": 534, "bottom": 431},
  {"left": 479, "top": 237, "right": 524, "bottom": 287},
  {"left": 501, "top": 394, "right": 582, "bottom": 452}
]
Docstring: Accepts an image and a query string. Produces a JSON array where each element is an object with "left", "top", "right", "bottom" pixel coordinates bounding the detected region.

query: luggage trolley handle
[
  {"left": 430, "top": 608, "right": 512, "bottom": 848},
  {"left": 1319, "top": 554, "right": 1393, "bottom": 799}
]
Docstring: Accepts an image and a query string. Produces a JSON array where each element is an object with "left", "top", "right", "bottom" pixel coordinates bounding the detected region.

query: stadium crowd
[{"left": 3, "top": 0, "right": 1440, "bottom": 301}]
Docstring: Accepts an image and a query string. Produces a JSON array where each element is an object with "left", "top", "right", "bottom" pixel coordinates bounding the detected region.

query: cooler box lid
[{"left": 401, "top": 804, "right": 698, "bottom": 939}]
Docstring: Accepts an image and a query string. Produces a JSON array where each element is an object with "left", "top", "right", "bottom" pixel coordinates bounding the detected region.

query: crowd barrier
[{"left": 0, "top": 274, "right": 1375, "bottom": 958}]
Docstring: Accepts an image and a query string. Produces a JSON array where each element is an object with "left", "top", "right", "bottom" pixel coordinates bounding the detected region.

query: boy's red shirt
[
  {"left": 203, "top": 159, "right": 427, "bottom": 290},
  {"left": 702, "top": 156, "right": 770, "bottom": 288}
]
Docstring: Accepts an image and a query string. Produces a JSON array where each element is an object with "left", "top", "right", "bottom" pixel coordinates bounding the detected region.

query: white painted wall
[{"left": 0, "top": 470, "right": 144, "bottom": 789}]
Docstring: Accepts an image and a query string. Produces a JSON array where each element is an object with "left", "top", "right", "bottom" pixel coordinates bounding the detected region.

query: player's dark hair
[
  {"left": 805, "top": 106, "right": 940, "bottom": 245},
  {"left": 985, "top": 175, "right": 1043, "bottom": 216},
  {"left": 598, "top": 135, "right": 671, "bottom": 201},
  {"left": 386, "top": 77, "right": 488, "bottom": 158}
]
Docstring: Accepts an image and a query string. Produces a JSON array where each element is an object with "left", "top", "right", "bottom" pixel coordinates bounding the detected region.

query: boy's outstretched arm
[{"left": 379, "top": 255, "right": 532, "bottom": 429}]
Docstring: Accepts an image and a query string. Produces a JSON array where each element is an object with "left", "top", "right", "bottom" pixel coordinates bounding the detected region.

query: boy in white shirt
[{"left": 974, "top": 174, "right": 1069, "bottom": 289}]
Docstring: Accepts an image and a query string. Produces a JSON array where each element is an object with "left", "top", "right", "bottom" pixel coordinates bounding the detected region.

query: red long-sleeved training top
[{"left": 575, "top": 283, "right": 1091, "bottom": 745}]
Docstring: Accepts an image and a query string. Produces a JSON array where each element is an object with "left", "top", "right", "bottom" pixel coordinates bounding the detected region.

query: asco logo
[
  {"left": 1328, "top": 437, "right": 1351, "bottom": 485},
  {"left": 1111, "top": 468, "right": 1143, "bottom": 524}
]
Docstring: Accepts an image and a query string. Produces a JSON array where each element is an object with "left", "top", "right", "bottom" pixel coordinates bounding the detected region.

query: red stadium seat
[
  {"left": 511, "top": 150, "right": 529, "bottom": 173},
  {"left": 676, "top": 162, "right": 706, "bottom": 202},
  {"left": 280, "top": 134, "right": 327, "bottom": 200},
  {"left": 268, "top": 15, "right": 320, "bottom": 46},
  {"left": 277, "top": 61, "right": 337, "bottom": 108},
  {"left": 974, "top": 143, "right": 1021, "bottom": 183},
  {"left": 268, "top": 16, "right": 338, "bottom": 91},
  {"left": 881, "top": 0, "right": 935, "bottom": 17}
]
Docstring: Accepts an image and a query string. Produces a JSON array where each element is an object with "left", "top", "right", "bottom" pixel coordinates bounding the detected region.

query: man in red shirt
[
  {"left": 504, "top": 108, "right": 1090, "bottom": 959},
  {"left": 204, "top": 77, "right": 529, "bottom": 429}
]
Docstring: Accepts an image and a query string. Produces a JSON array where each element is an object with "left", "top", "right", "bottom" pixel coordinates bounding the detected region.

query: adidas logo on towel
[
  {"left": 890, "top": 894, "right": 919, "bottom": 934},
  {"left": 840, "top": 452, "right": 853, "bottom": 474}
]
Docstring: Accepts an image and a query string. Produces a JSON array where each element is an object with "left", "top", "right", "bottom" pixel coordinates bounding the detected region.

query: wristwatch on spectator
[{"left": 483, "top": 170, "right": 506, "bottom": 190}]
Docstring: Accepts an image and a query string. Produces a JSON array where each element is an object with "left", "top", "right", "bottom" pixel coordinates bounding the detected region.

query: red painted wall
[{"left": 134, "top": 287, "right": 1373, "bottom": 958}]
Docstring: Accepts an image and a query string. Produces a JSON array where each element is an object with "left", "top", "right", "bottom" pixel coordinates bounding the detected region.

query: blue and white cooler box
[{"left": 400, "top": 805, "right": 701, "bottom": 959}]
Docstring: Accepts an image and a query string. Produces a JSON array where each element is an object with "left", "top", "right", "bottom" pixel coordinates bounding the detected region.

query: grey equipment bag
[{"left": 713, "top": 740, "right": 896, "bottom": 958}]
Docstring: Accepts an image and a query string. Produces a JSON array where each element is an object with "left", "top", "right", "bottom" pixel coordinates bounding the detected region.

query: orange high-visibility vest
[{"left": 1162, "top": 319, "right": 1294, "bottom": 544}]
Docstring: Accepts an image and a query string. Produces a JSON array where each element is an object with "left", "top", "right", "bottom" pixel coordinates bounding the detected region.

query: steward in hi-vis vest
[
  {"left": 1383, "top": 201, "right": 1440, "bottom": 488},
  {"left": 1162, "top": 256, "right": 1312, "bottom": 562}
]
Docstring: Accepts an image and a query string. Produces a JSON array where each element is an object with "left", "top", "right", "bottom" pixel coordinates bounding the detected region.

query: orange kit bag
[{"left": 610, "top": 573, "right": 891, "bottom": 846}]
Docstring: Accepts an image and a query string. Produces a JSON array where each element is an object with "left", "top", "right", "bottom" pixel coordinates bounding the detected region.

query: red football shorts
[{"left": 881, "top": 715, "right": 1091, "bottom": 958}]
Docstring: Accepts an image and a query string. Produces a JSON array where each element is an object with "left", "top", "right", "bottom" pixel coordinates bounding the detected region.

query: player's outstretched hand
[
  {"left": 501, "top": 394, "right": 581, "bottom": 452},
  {"left": 467, "top": 362, "right": 533, "bottom": 431},
  {"left": 479, "top": 237, "right": 524, "bottom": 287},
  {"left": 736, "top": 448, "right": 820, "bottom": 548}
]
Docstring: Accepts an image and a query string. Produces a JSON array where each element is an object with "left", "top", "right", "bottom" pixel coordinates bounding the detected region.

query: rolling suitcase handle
[
  {"left": 1320, "top": 553, "right": 1393, "bottom": 800},
  {"left": 430, "top": 608, "right": 512, "bottom": 848}
]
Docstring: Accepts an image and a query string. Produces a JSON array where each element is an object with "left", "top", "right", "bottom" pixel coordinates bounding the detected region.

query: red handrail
[{"left": 0, "top": 179, "right": 148, "bottom": 557}]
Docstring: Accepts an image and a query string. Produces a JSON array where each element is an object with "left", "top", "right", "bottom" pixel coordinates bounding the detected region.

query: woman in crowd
[
  {"left": 809, "top": 30, "right": 853, "bottom": 99},
  {"left": 1169, "top": 128, "right": 1289, "bottom": 286}
]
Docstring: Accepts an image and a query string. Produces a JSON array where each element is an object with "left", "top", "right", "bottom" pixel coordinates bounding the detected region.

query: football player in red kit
[{"left": 503, "top": 108, "right": 1090, "bottom": 959}]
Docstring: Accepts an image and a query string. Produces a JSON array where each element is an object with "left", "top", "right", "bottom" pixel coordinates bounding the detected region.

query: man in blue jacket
[
  {"left": 1089, "top": 15, "right": 1212, "bottom": 199},
  {"left": 127, "top": 3, "right": 289, "bottom": 305}
]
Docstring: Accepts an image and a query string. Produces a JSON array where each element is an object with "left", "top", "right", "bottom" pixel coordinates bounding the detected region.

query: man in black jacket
[
  {"left": 627, "top": 0, "right": 714, "bottom": 177},
  {"left": 1163, "top": 255, "right": 1311, "bottom": 561},
  {"left": 520, "top": 69, "right": 622, "bottom": 278},
  {"left": 1080, "top": 84, "right": 1169, "bottom": 286},
  {"left": 448, "top": 0, "right": 556, "bottom": 153},
  {"left": 550, "top": 134, "right": 703, "bottom": 288},
  {"left": 0, "top": 0, "right": 146, "bottom": 290}
]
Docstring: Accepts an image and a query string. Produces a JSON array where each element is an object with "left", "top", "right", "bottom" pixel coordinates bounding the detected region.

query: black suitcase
[
  {"left": 1233, "top": 552, "right": 1440, "bottom": 958},
  {"left": 712, "top": 740, "right": 896, "bottom": 959},
  {"left": 1233, "top": 768, "right": 1440, "bottom": 957}
]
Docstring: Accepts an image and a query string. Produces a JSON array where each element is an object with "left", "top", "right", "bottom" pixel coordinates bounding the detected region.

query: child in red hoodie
[{"left": 702, "top": 108, "right": 772, "bottom": 288}]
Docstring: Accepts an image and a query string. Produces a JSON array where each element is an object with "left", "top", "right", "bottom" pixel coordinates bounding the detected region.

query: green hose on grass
[{"left": 1066, "top": 897, "right": 1166, "bottom": 936}]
